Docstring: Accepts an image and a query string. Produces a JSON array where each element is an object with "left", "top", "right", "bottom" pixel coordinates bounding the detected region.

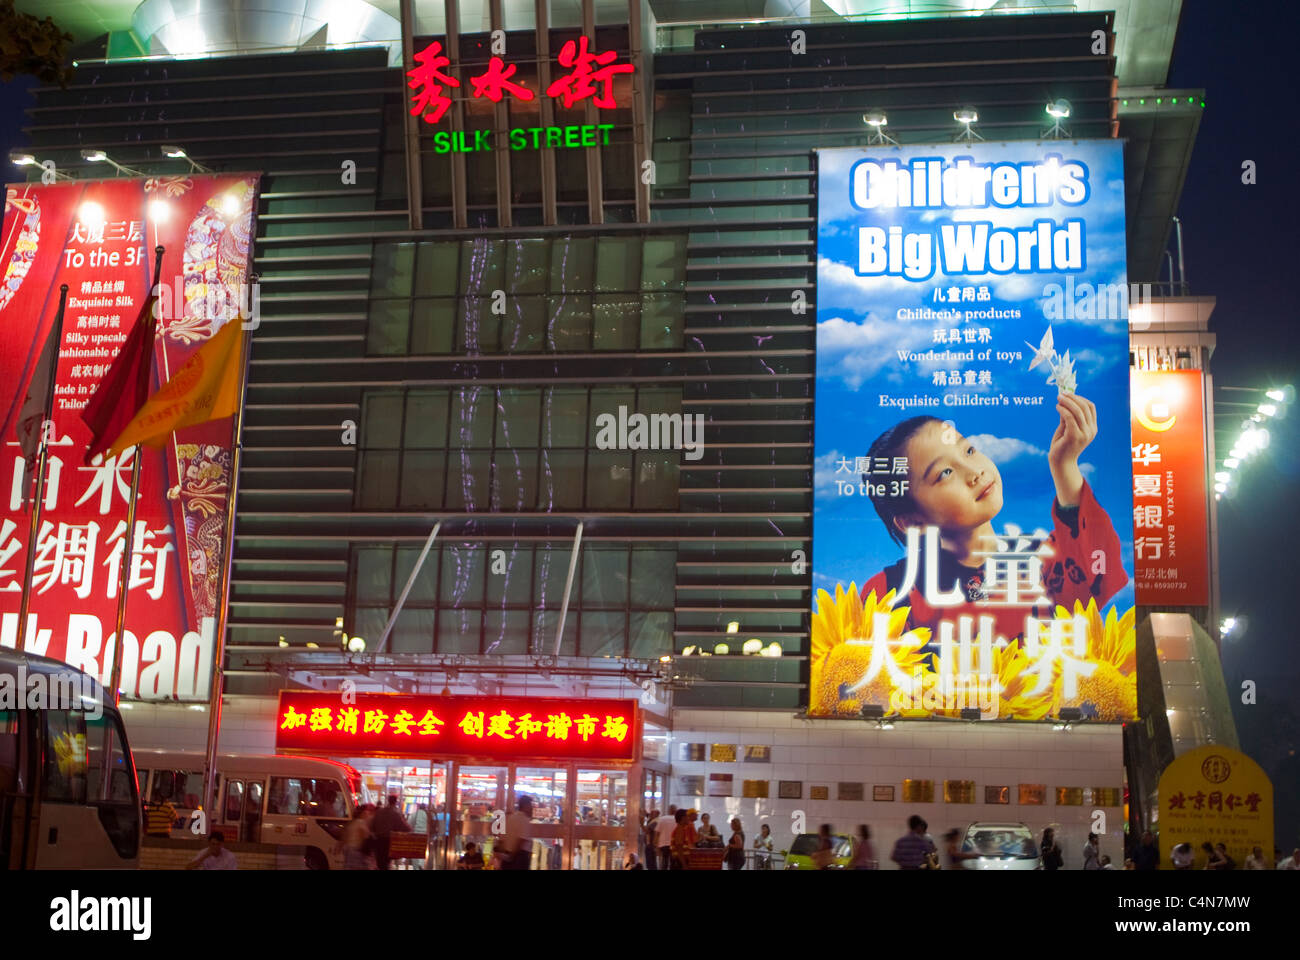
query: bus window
[
  {"left": 0, "top": 710, "right": 16, "bottom": 796},
  {"left": 42, "top": 710, "right": 88, "bottom": 803},
  {"left": 307, "top": 779, "right": 348, "bottom": 818},
  {"left": 151, "top": 770, "right": 175, "bottom": 804},
  {"left": 153, "top": 770, "right": 204, "bottom": 808},
  {"left": 224, "top": 780, "right": 244, "bottom": 823},
  {"left": 245, "top": 780, "right": 264, "bottom": 837},
  {"left": 87, "top": 712, "right": 138, "bottom": 803},
  {"left": 136, "top": 769, "right": 150, "bottom": 796},
  {"left": 268, "top": 777, "right": 303, "bottom": 815}
]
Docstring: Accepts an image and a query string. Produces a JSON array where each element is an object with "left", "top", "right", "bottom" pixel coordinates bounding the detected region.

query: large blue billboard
[{"left": 812, "top": 141, "right": 1136, "bottom": 721}]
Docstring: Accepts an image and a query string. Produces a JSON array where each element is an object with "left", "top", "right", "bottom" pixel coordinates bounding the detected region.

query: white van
[{"left": 136, "top": 750, "right": 362, "bottom": 869}]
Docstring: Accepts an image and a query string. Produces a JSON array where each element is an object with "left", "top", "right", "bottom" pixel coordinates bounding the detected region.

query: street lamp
[
  {"left": 862, "top": 109, "right": 897, "bottom": 145},
  {"left": 953, "top": 106, "right": 983, "bottom": 142},
  {"left": 9, "top": 148, "right": 73, "bottom": 179},
  {"left": 1043, "top": 99, "right": 1071, "bottom": 139}
]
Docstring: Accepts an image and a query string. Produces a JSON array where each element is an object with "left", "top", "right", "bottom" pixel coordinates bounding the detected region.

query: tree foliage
[{"left": 0, "top": 0, "right": 73, "bottom": 86}]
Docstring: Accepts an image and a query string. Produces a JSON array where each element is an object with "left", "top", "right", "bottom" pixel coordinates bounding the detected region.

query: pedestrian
[
  {"left": 145, "top": 797, "right": 178, "bottom": 838},
  {"left": 943, "top": 828, "right": 978, "bottom": 869},
  {"left": 1100, "top": 855, "right": 1118, "bottom": 870},
  {"left": 654, "top": 805, "right": 678, "bottom": 871},
  {"left": 1202, "top": 841, "right": 1228, "bottom": 870},
  {"left": 341, "top": 803, "right": 375, "bottom": 870},
  {"left": 1133, "top": 830, "right": 1158, "bottom": 871},
  {"left": 1171, "top": 842, "right": 1194, "bottom": 869},
  {"left": 624, "top": 852, "right": 645, "bottom": 870},
  {"left": 697, "top": 812, "right": 721, "bottom": 847},
  {"left": 851, "top": 825, "right": 878, "bottom": 870},
  {"left": 370, "top": 794, "right": 412, "bottom": 870},
  {"left": 496, "top": 795, "right": 534, "bottom": 870},
  {"left": 1243, "top": 846, "right": 1267, "bottom": 869},
  {"left": 186, "top": 830, "right": 237, "bottom": 870},
  {"left": 1214, "top": 842, "right": 1236, "bottom": 870},
  {"left": 643, "top": 809, "right": 660, "bottom": 870},
  {"left": 670, "top": 808, "right": 697, "bottom": 869},
  {"left": 811, "top": 823, "right": 837, "bottom": 870},
  {"left": 1040, "top": 828, "right": 1063, "bottom": 871},
  {"left": 753, "top": 823, "right": 774, "bottom": 870},
  {"left": 1082, "top": 832, "right": 1101, "bottom": 870},
  {"left": 726, "top": 817, "right": 746, "bottom": 870},
  {"left": 1277, "top": 848, "right": 1300, "bottom": 870},
  {"left": 458, "top": 841, "right": 485, "bottom": 869},
  {"left": 891, "top": 815, "right": 936, "bottom": 870}
]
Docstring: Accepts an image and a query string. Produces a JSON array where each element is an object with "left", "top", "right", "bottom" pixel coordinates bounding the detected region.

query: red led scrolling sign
[
  {"left": 275, "top": 691, "right": 639, "bottom": 762},
  {"left": 407, "top": 36, "right": 634, "bottom": 124}
]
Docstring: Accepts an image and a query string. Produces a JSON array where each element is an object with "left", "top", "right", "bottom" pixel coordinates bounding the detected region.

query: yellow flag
[{"left": 103, "top": 319, "right": 244, "bottom": 457}]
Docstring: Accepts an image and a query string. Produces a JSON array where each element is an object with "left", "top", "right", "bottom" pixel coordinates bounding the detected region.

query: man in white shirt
[
  {"left": 1245, "top": 846, "right": 1268, "bottom": 870},
  {"left": 496, "top": 796, "right": 534, "bottom": 870},
  {"left": 654, "top": 805, "right": 678, "bottom": 871},
  {"left": 1278, "top": 848, "right": 1300, "bottom": 870},
  {"left": 187, "top": 831, "right": 237, "bottom": 870}
]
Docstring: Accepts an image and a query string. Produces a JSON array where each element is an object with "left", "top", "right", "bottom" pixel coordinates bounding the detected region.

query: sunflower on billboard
[
  {"left": 810, "top": 585, "right": 931, "bottom": 716},
  {"left": 1047, "top": 598, "right": 1137, "bottom": 721}
]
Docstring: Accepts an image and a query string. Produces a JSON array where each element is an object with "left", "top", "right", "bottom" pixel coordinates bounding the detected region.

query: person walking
[
  {"left": 643, "top": 809, "right": 660, "bottom": 871},
  {"left": 851, "top": 825, "right": 878, "bottom": 870},
  {"left": 725, "top": 817, "right": 746, "bottom": 870},
  {"left": 496, "top": 795, "right": 535, "bottom": 870},
  {"left": 1133, "top": 831, "right": 1158, "bottom": 871},
  {"left": 1277, "top": 848, "right": 1300, "bottom": 870},
  {"left": 1214, "top": 842, "right": 1236, "bottom": 870},
  {"left": 754, "top": 823, "right": 774, "bottom": 870},
  {"left": 812, "top": 823, "right": 837, "bottom": 870},
  {"left": 891, "top": 815, "right": 935, "bottom": 870},
  {"left": 370, "top": 794, "right": 412, "bottom": 871},
  {"left": 341, "top": 803, "right": 376, "bottom": 870},
  {"left": 458, "top": 841, "right": 486, "bottom": 869},
  {"left": 1202, "top": 841, "right": 1228, "bottom": 870},
  {"left": 145, "top": 797, "right": 178, "bottom": 839},
  {"left": 1082, "top": 832, "right": 1101, "bottom": 870},
  {"left": 1040, "top": 828, "right": 1063, "bottom": 871},
  {"left": 654, "top": 805, "right": 678, "bottom": 871},
  {"left": 1244, "top": 846, "right": 1268, "bottom": 870},
  {"left": 697, "top": 812, "right": 722, "bottom": 847},
  {"left": 943, "top": 828, "right": 978, "bottom": 869},
  {"left": 1171, "top": 842, "right": 1194, "bottom": 869},
  {"left": 670, "top": 808, "right": 697, "bottom": 870}
]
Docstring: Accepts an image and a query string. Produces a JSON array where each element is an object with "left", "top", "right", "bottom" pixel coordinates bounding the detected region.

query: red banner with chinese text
[
  {"left": 275, "top": 691, "right": 639, "bottom": 762},
  {"left": 1131, "top": 370, "right": 1211, "bottom": 606},
  {"left": 0, "top": 175, "right": 259, "bottom": 699}
]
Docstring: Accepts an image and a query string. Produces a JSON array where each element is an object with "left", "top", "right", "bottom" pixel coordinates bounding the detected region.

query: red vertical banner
[
  {"left": 1131, "top": 370, "right": 1211, "bottom": 606},
  {"left": 0, "top": 175, "right": 260, "bottom": 699}
]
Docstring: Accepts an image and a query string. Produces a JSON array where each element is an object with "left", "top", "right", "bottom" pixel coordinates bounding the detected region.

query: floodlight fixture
[
  {"left": 161, "top": 144, "right": 213, "bottom": 173},
  {"left": 1043, "top": 99, "right": 1072, "bottom": 139},
  {"left": 862, "top": 109, "right": 897, "bottom": 145},
  {"left": 10, "top": 149, "right": 72, "bottom": 179},
  {"left": 80, "top": 148, "right": 144, "bottom": 177},
  {"left": 953, "top": 106, "right": 983, "bottom": 141}
]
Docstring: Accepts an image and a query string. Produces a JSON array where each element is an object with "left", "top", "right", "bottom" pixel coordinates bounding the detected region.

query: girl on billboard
[{"left": 860, "top": 393, "right": 1128, "bottom": 644}]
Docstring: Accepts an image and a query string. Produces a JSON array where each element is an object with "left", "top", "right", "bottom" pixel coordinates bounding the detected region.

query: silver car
[{"left": 955, "top": 822, "right": 1042, "bottom": 870}]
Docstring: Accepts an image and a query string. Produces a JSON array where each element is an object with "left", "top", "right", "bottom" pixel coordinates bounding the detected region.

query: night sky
[{"left": 0, "top": 1, "right": 1296, "bottom": 843}]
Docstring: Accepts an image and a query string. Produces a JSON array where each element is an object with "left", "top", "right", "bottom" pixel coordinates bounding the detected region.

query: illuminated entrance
[{"left": 275, "top": 691, "right": 640, "bottom": 869}]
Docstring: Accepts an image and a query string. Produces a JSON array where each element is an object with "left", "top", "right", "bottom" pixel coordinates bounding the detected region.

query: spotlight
[
  {"left": 80, "top": 148, "right": 144, "bottom": 177},
  {"left": 713, "top": 642, "right": 729, "bottom": 655},
  {"left": 306, "top": 641, "right": 319, "bottom": 649},
  {"left": 726, "top": 620, "right": 740, "bottom": 634},
  {"left": 742, "top": 638, "right": 763, "bottom": 655},
  {"left": 1266, "top": 389, "right": 1285, "bottom": 402},
  {"left": 953, "top": 106, "right": 983, "bottom": 142},
  {"left": 861, "top": 109, "right": 896, "bottom": 145},
  {"left": 1224, "top": 458, "right": 1239, "bottom": 469},
  {"left": 161, "top": 144, "right": 213, "bottom": 173},
  {"left": 1058, "top": 707, "right": 1083, "bottom": 723},
  {"left": 348, "top": 636, "right": 366, "bottom": 653},
  {"left": 860, "top": 704, "right": 884, "bottom": 720},
  {"left": 221, "top": 193, "right": 242, "bottom": 218},
  {"left": 1258, "top": 403, "right": 1277, "bottom": 417},
  {"left": 9, "top": 150, "right": 36, "bottom": 166},
  {"left": 1043, "top": 99, "right": 1072, "bottom": 139},
  {"left": 278, "top": 636, "right": 288, "bottom": 648},
  {"left": 147, "top": 199, "right": 171, "bottom": 223},
  {"left": 1214, "top": 472, "right": 1228, "bottom": 482}
]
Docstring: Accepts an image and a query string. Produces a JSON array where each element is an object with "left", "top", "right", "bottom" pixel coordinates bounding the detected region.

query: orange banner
[{"left": 1130, "top": 371, "right": 1210, "bottom": 606}]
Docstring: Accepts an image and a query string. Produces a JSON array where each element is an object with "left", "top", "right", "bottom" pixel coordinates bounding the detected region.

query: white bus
[
  {"left": 0, "top": 650, "right": 141, "bottom": 869},
  {"left": 135, "top": 751, "right": 363, "bottom": 870}
]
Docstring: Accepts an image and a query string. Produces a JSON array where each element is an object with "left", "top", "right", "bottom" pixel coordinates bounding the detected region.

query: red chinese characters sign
[
  {"left": 1130, "top": 370, "right": 1210, "bottom": 606},
  {"left": 406, "top": 37, "right": 633, "bottom": 123},
  {"left": 0, "top": 175, "right": 258, "bottom": 700},
  {"left": 275, "top": 692, "right": 639, "bottom": 762}
]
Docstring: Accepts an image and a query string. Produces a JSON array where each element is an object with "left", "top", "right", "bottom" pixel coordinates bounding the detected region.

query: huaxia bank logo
[
  {"left": 594, "top": 406, "right": 705, "bottom": 461},
  {"left": 50, "top": 891, "right": 151, "bottom": 940},
  {"left": 0, "top": 666, "right": 101, "bottom": 719}
]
